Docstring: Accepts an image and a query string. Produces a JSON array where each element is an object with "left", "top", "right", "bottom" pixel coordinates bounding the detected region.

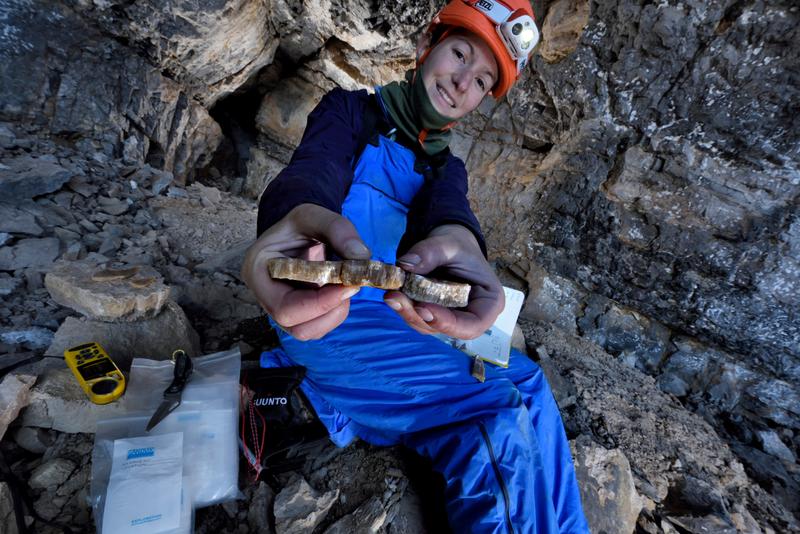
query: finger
[
  {"left": 292, "top": 206, "right": 371, "bottom": 260},
  {"left": 414, "top": 303, "right": 486, "bottom": 339},
  {"left": 395, "top": 278, "right": 504, "bottom": 339},
  {"left": 271, "top": 284, "right": 360, "bottom": 328},
  {"left": 285, "top": 300, "right": 351, "bottom": 340},
  {"left": 396, "top": 237, "right": 453, "bottom": 275},
  {"left": 384, "top": 291, "right": 438, "bottom": 336}
]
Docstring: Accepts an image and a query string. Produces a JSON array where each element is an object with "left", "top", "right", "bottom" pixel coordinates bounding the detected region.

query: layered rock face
[
  {"left": 474, "top": 0, "right": 800, "bottom": 389},
  {"left": 1, "top": 0, "right": 798, "bottom": 532}
]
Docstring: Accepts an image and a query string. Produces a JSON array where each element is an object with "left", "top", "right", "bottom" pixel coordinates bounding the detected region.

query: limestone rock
[
  {"left": 539, "top": 0, "right": 590, "bottom": 63},
  {"left": 757, "top": 430, "right": 796, "bottom": 464},
  {"left": 0, "top": 372, "right": 36, "bottom": 441},
  {"left": 194, "top": 240, "right": 253, "bottom": 278},
  {"left": 44, "top": 300, "right": 200, "bottom": 373},
  {"left": 0, "top": 276, "right": 22, "bottom": 297},
  {"left": 522, "top": 263, "right": 585, "bottom": 333},
  {"left": 247, "top": 482, "right": 275, "bottom": 534},
  {"left": 28, "top": 458, "right": 76, "bottom": 491},
  {"left": 0, "top": 238, "right": 60, "bottom": 271},
  {"left": 0, "top": 482, "right": 19, "bottom": 534},
  {"left": 243, "top": 147, "right": 286, "bottom": 199},
  {"left": 72, "top": 0, "right": 279, "bottom": 106},
  {"left": 571, "top": 437, "right": 644, "bottom": 534},
  {"left": 0, "top": 328, "right": 54, "bottom": 351},
  {"left": 19, "top": 365, "right": 130, "bottom": 434},
  {"left": 0, "top": 203, "right": 44, "bottom": 235},
  {"left": 45, "top": 260, "right": 170, "bottom": 321},
  {"left": 271, "top": 0, "right": 335, "bottom": 63},
  {"left": 0, "top": 155, "right": 72, "bottom": 200},
  {"left": 324, "top": 496, "right": 388, "bottom": 534},
  {"left": 13, "top": 426, "right": 55, "bottom": 454},
  {"left": 522, "top": 318, "right": 799, "bottom": 530},
  {"left": 256, "top": 77, "right": 326, "bottom": 149},
  {"left": 511, "top": 324, "right": 526, "bottom": 353},
  {"left": 274, "top": 475, "right": 339, "bottom": 534},
  {"left": 385, "top": 489, "right": 426, "bottom": 534}
]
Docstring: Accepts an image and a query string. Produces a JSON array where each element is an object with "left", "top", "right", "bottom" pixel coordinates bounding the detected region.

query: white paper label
[
  {"left": 435, "top": 286, "right": 525, "bottom": 367},
  {"left": 102, "top": 432, "right": 183, "bottom": 533}
]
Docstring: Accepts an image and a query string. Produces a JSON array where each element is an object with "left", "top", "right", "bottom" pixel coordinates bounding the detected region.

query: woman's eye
[
  {"left": 476, "top": 78, "right": 486, "bottom": 91},
  {"left": 453, "top": 49, "right": 465, "bottom": 62}
]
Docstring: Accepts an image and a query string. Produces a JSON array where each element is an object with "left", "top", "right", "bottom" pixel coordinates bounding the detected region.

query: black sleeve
[{"left": 256, "top": 88, "right": 366, "bottom": 237}]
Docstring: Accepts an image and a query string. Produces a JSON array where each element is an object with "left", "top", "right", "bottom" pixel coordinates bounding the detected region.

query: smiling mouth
[{"left": 436, "top": 84, "right": 456, "bottom": 108}]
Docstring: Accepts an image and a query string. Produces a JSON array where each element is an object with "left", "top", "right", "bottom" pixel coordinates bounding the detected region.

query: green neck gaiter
[{"left": 379, "top": 68, "right": 456, "bottom": 156}]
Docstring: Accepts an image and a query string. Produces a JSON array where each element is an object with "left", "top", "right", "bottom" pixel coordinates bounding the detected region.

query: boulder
[
  {"left": 522, "top": 263, "right": 585, "bottom": 333},
  {"left": 324, "top": 496, "right": 387, "bottom": 534},
  {"left": 0, "top": 328, "right": 54, "bottom": 351},
  {"left": 13, "top": 426, "right": 55, "bottom": 454},
  {"left": 0, "top": 155, "right": 72, "bottom": 200},
  {"left": 274, "top": 475, "right": 339, "bottom": 534},
  {"left": 0, "top": 275, "right": 22, "bottom": 297},
  {"left": 0, "top": 372, "right": 36, "bottom": 441},
  {"left": 44, "top": 300, "right": 200, "bottom": 372},
  {"left": 19, "top": 365, "right": 130, "bottom": 434},
  {"left": 0, "top": 203, "right": 44, "bottom": 235},
  {"left": 0, "top": 482, "right": 19, "bottom": 534},
  {"left": 247, "top": 482, "right": 275, "bottom": 534},
  {"left": 28, "top": 458, "right": 76, "bottom": 491},
  {"left": 385, "top": 489, "right": 426, "bottom": 534},
  {"left": 571, "top": 436, "right": 644, "bottom": 534},
  {"left": 45, "top": 260, "right": 170, "bottom": 321},
  {"left": 0, "top": 238, "right": 60, "bottom": 271}
]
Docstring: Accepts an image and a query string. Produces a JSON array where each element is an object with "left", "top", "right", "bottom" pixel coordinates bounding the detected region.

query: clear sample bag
[{"left": 91, "top": 348, "right": 242, "bottom": 532}]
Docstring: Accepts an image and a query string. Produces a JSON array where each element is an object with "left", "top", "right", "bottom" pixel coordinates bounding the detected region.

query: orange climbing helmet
[{"left": 424, "top": 0, "right": 539, "bottom": 99}]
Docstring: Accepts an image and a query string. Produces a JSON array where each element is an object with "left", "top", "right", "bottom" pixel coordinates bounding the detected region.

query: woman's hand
[
  {"left": 241, "top": 204, "right": 371, "bottom": 340},
  {"left": 384, "top": 224, "right": 504, "bottom": 339}
]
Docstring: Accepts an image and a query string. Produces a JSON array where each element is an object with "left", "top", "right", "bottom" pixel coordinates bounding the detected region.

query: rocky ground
[{"left": 1, "top": 123, "right": 798, "bottom": 534}]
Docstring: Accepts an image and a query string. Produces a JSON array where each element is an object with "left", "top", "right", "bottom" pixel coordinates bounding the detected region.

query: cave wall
[
  {"left": 470, "top": 0, "right": 800, "bottom": 385},
  {"left": 461, "top": 0, "right": 800, "bottom": 433}
]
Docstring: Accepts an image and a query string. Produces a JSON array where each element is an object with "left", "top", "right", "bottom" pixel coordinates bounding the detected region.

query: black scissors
[{"left": 146, "top": 350, "right": 193, "bottom": 432}]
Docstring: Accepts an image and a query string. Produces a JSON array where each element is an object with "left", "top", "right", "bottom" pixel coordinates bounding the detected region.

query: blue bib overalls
[{"left": 263, "top": 120, "right": 589, "bottom": 533}]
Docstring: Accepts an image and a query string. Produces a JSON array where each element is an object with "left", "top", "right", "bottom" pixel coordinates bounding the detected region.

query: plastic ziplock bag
[{"left": 91, "top": 347, "right": 242, "bottom": 531}]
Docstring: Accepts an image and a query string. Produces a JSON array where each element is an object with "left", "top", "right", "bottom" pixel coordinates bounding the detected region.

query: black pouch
[{"left": 240, "top": 366, "right": 329, "bottom": 480}]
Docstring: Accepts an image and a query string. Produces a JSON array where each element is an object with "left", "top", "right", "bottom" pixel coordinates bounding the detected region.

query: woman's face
[{"left": 418, "top": 32, "right": 498, "bottom": 120}]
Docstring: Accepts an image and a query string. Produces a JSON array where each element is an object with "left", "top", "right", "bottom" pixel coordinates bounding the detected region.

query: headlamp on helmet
[{"left": 471, "top": 0, "right": 540, "bottom": 74}]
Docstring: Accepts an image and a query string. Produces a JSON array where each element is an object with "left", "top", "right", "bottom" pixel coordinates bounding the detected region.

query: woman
[{"left": 242, "top": 1, "right": 589, "bottom": 531}]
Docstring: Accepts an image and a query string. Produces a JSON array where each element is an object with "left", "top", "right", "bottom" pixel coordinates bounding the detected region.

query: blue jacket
[{"left": 256, "top": 87, "right": 487, "bottom": 257}]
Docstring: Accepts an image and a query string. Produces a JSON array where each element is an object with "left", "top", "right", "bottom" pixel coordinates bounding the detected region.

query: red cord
[{"left": 240, "top": 375, "right": 268, "bottom": 481}]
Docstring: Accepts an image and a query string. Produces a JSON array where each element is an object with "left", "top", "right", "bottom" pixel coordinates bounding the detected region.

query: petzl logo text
[{"left": 127, "top": 447, "right": 155, "bottom": 459}]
